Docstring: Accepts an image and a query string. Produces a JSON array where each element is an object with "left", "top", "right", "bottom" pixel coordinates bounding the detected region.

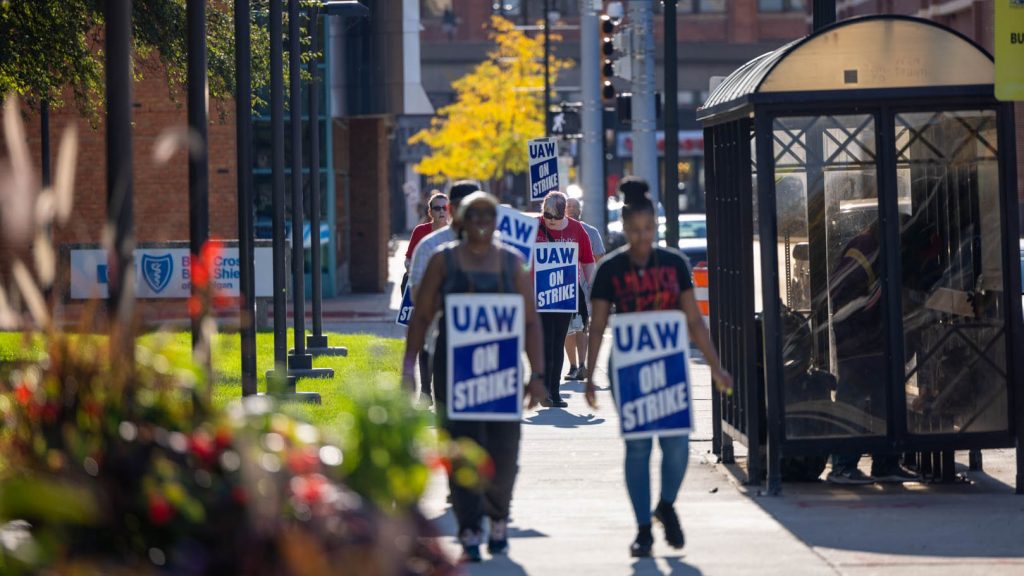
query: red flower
[
  {"left": 148, "top": 494, "right": 174, "bottom": 525},
  {"left": 13, "top": 384, "right": 32, "bottom": 406},
  {"left": 286, "top": 448, "right": 320, "bottom": 475},
  {"left": 41, "top": 402, "right": 59, "bottom": 423},
  {"left": 190, "top": 431, "right": 217, "bottom": 465},
  {"left": 478, "top": 456, "right": 495, "bottom": 480},
  {"left": 214, "top": 426, "right": 233, "bottom": 450},
  {"left": 291, "top": 474, "right": 330, "bottom": 505},
  {"left": 190, "top": 240, "right": 223, "bottom": 290},
  {"left": 187, "top": 295, "right": 203, "bottom": 319},
  {"left": 425, "top": 454, "right": 452, "bottom": 474}
]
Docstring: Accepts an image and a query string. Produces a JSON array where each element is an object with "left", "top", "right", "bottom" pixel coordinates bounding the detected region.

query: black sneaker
[
  {"left": 575, "top": 366, "right": 588, "bottom": 380},
  {"left": 540, "top": 397, "right": 554, "bottom": 408},
  {"left": 565, "top": 366, "right": 578, "bottom": 380},
  {"left": 630, "top": 524, "right": 653, "bottom": 557},
  {"left": 652, "top": 500, "right": 685, "bottom": 549},
  {"left": 459, "top": 529, "right": 483, "bottom": 563},
  {"left": 872, "top": 465, "right": 920, "bottom": 483},
  {"left": 826, "top": 468, "right": 874, "bottom": 485},
  {"left": 487, "top": 518, "right": 509, "bottom": 555},
  {"left": 554, "top": 399, "right": 569, "bottom": 408}
]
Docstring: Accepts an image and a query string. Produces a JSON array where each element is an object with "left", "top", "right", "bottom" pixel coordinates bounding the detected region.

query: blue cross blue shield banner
[
  {"left": 496, "top": 205, "right": 539, "bottom": 262},
  {"left": 396, "top": 286, "right": 414, "bottom": 326},
  {"left": 140, "top": 253, "right": 174, "bottom": 294},
  {"left": 445, "top": 294, "right": 525, "bottom": 422},
  {"left": 610, "top": 310, "right": 693, "bottom": 439},
  {"left": 533, "top": 243, "right": 578, "bottom": 314},
  {"left": 528, "top": 137, "right": 559, "bottom": 203}
]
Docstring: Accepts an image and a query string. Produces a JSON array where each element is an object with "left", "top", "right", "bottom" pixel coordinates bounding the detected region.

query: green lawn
[{"left": 0, "top": 331, "right": 407, "bottom": 429}]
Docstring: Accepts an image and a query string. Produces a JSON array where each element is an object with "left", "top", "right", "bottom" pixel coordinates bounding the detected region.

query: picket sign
[
  {"left": 496, "top": 205, "right": 539, "bottom": 263},
  {"left": 396, "top": 286, "right": 414, "bottom": 326},
  {"left": 533, "top": 243, "right": 578, "bottom": 314},
  {"left": 610, "top": 310, "right": 693, "bottom": 439},
  {"left": 445, "top": 293, "right": 525, "bottom": 421},
  {"left": 528, "top": 137, "right": 560, "bottom": 203}
]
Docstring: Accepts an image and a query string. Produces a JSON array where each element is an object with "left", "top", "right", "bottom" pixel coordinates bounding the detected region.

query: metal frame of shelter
[{"left": 697, "top": 15, "right": 1024, "bottom": 494}]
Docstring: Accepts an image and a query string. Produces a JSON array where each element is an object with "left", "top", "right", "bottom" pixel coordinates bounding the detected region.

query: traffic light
[{"left": 600, "top": 14, "right": 618, "bottom": 101}]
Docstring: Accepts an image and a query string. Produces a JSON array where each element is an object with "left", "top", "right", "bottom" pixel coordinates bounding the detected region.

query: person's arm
[
  {"left": 680, "top": 289, "right": 733, "bottom": 394},
  {"left": 576, "top": 225, "right": 596, "bottom": 284},
  {"left": 515, "top": 262, "right": 546, "bottom": 408},
  {"left": 403, "top": 254, "right": 444, "bottom": 387},
  {"left": 584, "top": 298, "right": 610, "bottom": 408}
]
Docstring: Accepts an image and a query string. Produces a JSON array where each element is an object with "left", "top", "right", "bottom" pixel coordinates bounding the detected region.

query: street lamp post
[
  {"left": 304, "top": 2, "right": 351, "bottom": 358},
  {"left": 104, "top": 0, "right": 135, "bottom": 361},
  {"left": 187, "top": 0, "right": 211, "bottom": 395},
  {"left": 543, "top": 0, "right": 551, "bottom": 136},
  {"left": 235, "top": 0, "right": 258, "bottom": 397},
  {"left": 664, "top": 0, "right": 679, "bottom": 250}
]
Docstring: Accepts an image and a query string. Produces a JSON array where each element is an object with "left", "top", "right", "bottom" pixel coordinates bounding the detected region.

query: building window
[
  {"left": 678, "top": 0, "right": 727, "bottom": 13},
  {"left": 422, "top": 0, "right": 453, "bottom": 18},
  {"left": 492, "top": 0, "right": 522, "bottom": 16},
  {"left": 759, "top": 0, "right": 805, "bottom": 12}
]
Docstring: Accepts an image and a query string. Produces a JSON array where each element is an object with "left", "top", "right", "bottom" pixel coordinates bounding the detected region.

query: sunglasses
[
  {"left": 429, "top": 204, "right": 448, "bottom": 212},
  {"left": 543, "top": 212, "right": 564, "bottom": 221}
]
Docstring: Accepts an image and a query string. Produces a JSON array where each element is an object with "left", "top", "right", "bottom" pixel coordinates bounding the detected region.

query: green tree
[
  {"left": 410, "top": 16, "right": 571, "bottom": 193},
  {"left": 0, "top": 1, "right": 316, "bottom": 120}
]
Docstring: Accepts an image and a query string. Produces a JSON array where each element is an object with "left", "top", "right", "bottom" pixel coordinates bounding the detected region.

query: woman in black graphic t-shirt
[{"left": 585, "top": 177, "right": 733, "bottom": 558}]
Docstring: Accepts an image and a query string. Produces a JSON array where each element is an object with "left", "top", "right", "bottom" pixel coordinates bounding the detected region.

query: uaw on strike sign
[
  {"left": 528, "top": 137, "right": 559, "bottom": 203},
  {"left": 496, "top": 205, "right": 539, "bottom": 262},
  {"left": 445, "top": 294, "right": 525, "bottom": 421},
  {"left": 533, "top": 243, "right": 577, "bottom": 313},
  {"left": 610, "top": 310, "right": 693, "bottom": 439},
  {"left": 396, "top": 286, "right": 414, "bottom": 327}
]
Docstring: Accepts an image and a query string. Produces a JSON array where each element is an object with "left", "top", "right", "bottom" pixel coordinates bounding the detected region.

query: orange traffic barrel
[{"left": 692, "top": 264, "right": 709, "bottom": 326}]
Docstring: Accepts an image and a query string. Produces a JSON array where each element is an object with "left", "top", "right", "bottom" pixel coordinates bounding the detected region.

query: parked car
[{"left": 607, "top": 212, "right": 707, "bottom": 268}]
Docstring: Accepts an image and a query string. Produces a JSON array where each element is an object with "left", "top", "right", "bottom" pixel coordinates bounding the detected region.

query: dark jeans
[
  {"left": 540, "top": 313, "right": 572, "bottom": 401},
  {"left": 831, "top": 356, "right": 896, "bottom": 474},
  {"left": 433, "top": 352, "right": 522, "bottom": 533}
]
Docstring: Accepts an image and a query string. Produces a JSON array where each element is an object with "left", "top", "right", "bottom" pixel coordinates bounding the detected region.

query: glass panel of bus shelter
[
  {"left": 895, "top": 111, "right": 1008, "bottom": 435},
  {"left": 772, "top": 114, "right": 886, "bottom": 439}
]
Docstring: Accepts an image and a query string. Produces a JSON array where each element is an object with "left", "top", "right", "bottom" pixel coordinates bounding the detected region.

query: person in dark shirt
[{"left": 585, "top": 177, "right": 733, "bottom": 557}]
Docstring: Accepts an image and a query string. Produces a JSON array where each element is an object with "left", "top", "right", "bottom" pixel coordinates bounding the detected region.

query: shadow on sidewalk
[
  {"left": 723, "top": 457, "right": 1024, "bottom": 561},
  {"left": 630, "top": 557, "right": 703, "bottom": 575},
  {"left": 523, "top": 408, "right": 606, "bottom": 428}
]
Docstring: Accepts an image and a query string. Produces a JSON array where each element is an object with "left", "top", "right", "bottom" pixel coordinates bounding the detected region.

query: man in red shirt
[{"left": 403, "top": 191, "right": 448, "bottom": 407}]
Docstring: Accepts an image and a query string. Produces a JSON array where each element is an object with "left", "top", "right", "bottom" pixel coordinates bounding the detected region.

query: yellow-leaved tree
[{"left": 410, "top": 16, "right": 571, "bottom": 196}]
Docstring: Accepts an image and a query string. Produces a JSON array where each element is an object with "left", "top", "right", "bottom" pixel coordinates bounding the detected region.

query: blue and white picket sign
[
  {"left": 496, "top": 205, "right": 539, "bottom": 262},
  {"left": 445, "top": 294, "right": 525, "bottom": 421},
  {"left": 528, "top": 137, "right": 559, "bottom": 203},
  {"left": 610, "top": 310, "right": 692, "bottom": 439},
  {"left": 396, "top": 286, "right": 414, "bottom": 326},
  {"left": 533, "top": 243, "right": 578, "bottom": 313}
]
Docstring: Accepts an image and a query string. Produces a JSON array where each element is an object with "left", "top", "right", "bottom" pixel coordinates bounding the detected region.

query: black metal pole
[
  {"left": 307, "top": 6, "right": 326, "bottom": 348},
  {"left": 813, "top": 0, "right": 836, "bottom": 31},
  {"left": 104, "top": 0, "right": 135, "bottom": 360},
  {"left": 235, "top": 0, "right": 257, "bottom": 397},
  {"left": 288, "top": 0, "right": 312, "bottom": 371},
  {"left": 188, "top": 0, "right": 211, "bottom": 391},
  {"left": 664, "top": 0, "right": 679, "bottom": 249},
  {"left": 40, "top": 100, "right": 51, "bottom": 187},
  {"left": 269, "top": 0, "right": 290, "bottom": 385},
  {"left": 543, "top": 0, "right": 551, "bottom": 136}
]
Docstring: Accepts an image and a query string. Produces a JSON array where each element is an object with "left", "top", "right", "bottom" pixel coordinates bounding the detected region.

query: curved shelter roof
[{"left": 698, "top": 15, "right": 994, "bottom": 123}]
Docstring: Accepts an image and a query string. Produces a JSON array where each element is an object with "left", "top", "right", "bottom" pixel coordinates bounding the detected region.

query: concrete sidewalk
[{"left": 419, "top": 340, "right": 1024, "bottom": 576}]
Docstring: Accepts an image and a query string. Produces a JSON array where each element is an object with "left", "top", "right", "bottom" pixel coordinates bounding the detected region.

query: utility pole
[
  {"left": 628, "top": 0, "right": 658, "bottom": 202},
  {"left": 580, "top": 0, "right": 604, "bottom": 232},
  {"left": 664, "top": 0, "right": 679, "bottom": 249},
  {"left": 543, "top": 0, "right": 551, "bottom": 136},
  {"left": 813, "top": 0, "right": 837, "bottom": 31},
  {"left": 287, "top": 0, "right": 311, "bottom": 373}
]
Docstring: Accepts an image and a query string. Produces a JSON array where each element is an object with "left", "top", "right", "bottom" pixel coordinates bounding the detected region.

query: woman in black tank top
[{"left": 403, "top": 192, "right": 545, "bottom": 562}]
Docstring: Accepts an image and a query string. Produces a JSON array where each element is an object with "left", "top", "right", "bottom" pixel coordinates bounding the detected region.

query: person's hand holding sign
[{"left": 525, "top": 373, "right": 546, "bottom": 409}]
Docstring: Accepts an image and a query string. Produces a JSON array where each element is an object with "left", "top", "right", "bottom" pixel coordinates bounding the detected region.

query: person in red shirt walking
[
  {"left": 535, "top": 191, "right": 595, "bottom": 407},
  {"left": 403, "top": 190, "right": 448, "bottom": 405}
]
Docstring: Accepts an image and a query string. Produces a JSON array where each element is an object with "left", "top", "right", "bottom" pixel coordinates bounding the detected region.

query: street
[{"left": 346, "top": 241, "right": 1024, "bottom": 576}]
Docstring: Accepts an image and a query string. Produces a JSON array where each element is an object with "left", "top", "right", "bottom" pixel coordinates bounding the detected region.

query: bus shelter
[{"left": 697, "top": 15, "right": 1023, "bottom": 493}]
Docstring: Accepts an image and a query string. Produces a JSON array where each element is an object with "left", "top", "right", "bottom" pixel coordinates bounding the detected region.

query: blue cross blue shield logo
[{"left": 141, "top": 254, "right": 174, "bottom": 294}]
